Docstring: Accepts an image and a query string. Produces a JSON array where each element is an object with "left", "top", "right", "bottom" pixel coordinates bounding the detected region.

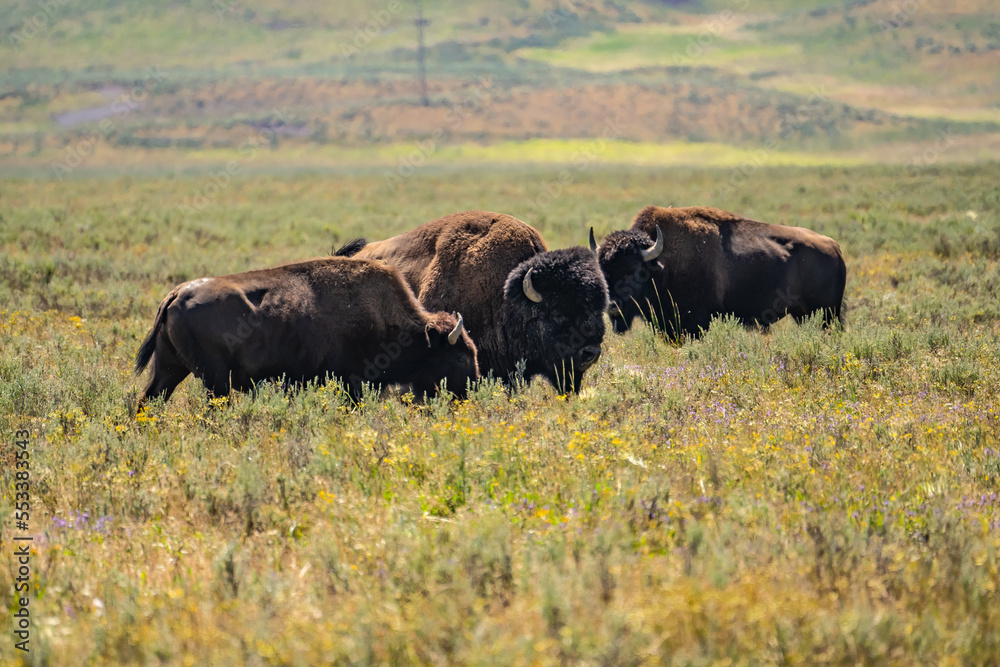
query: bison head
[
  {"left": 414, "top": 312, "right": 480, "bottom": 399},
  {"left": 502, "top": 246, "right": 608, "bottom": 393},
  {"left": 593, "top": 226, "right": 665, "bottom": 334}
]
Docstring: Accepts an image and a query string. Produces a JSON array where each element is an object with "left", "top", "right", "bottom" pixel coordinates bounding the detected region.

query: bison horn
[
  {"left": 522, "top": 268, "right": 543, "bottom": 303},
  {"left": 589, "top": 227, "right": 600, "bottom": 254},
  {"left": 641, "top": 226, "right": 664, "bottom": 262},
  {"left": 448, "top": 312, "right": 464, "bottom": 345}
]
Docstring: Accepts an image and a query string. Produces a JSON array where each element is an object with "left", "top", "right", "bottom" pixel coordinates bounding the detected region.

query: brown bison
[
  {"left": 134, "top": 256, "right": 479, "bottom": 407},
  {"left": 592, "top": 205, "right": 846, "bottom": 337},
  {"left": 354, "top": 211, "right": 609, "bottom": 392}
]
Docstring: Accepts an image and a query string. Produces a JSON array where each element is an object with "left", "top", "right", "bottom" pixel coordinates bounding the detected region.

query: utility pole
[{"left": 413, "top": 0, "right": 429, "bottom": 106}]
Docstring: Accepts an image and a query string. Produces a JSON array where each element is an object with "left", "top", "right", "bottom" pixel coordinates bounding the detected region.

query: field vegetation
[
  {"left": 1, "top": 163, "right": 999, "bottom": 663},
  {"left": 3, "top": 0, "right": 1000, "bottom": 662}
]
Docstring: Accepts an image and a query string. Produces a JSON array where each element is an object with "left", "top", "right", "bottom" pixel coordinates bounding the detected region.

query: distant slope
[
  {"left": 1, "top": 0, "right": 998, "bottom": 172},
  {"left": 518, "top": 1, "right": 1000, "bottom": 122}
]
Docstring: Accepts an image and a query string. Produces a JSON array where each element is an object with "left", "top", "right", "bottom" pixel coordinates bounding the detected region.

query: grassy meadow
[{"left": 1, "top": 163, "right": 999, "bottom": 664}]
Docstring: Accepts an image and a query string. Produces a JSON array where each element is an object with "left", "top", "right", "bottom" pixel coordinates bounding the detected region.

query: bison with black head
[
  {"left": 355, "top": 211, "right": 609, "bottom": 392},
  {"left": 592, "top": 205, "right": 846, "bottom": 339}
]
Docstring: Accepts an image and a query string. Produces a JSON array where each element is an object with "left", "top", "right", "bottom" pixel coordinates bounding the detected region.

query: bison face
[
  {"left": 503, "top": 246, "right": 609, "bottom": 393},
  {"left": 595, "top": 228, "right": 665, "bottom": 334},
  {"left": 541, "top": 315, "right": 604, "bottom": 393},
  {"left": 413, "top": 312, "right": 480, "bottom": 399}
]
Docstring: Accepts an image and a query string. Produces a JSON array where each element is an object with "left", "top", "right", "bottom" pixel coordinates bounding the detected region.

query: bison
[
  {"left": 592, "top": 205, "right": 846, "bottom": 338},
  {"left": 134, "top": 256, "right": 479, "bottom": 408},
  {"left": 354, "top": 211, "right": 609, "bottom": 393}
]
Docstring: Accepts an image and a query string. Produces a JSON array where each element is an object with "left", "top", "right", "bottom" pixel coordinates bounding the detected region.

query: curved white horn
[
  {"left": 641, "top": 226, "right": 664, "bottom": 262},
  {"left": 522, "top": 268, "right": 543, "bottom": 303},
  {"left": 589, "top": 227, "right": 599, "bottom": 254},
  {"left": 448, "top": 312, "right": 464, "bottom": 345}
]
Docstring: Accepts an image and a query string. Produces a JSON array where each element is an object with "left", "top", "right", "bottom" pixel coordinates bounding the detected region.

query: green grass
[
  {"left": 1, "top": 164, "right": 999, "bottom": 663},
  {"left": 434, "top": 139, "right": 869, "bottom": 166},
  {"left": 518, "top": 24, "right": 802, "bottom": 73},
  {"left": 1, "top": 138, "right": 870, "bottom": 175},
  {"left": 6, "top": 134, "right": 989, "bottom": 184}
]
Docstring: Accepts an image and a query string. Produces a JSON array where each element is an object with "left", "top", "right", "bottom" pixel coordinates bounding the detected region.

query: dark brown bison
[
  {"left": 354, "top": 211, "right": 609, "bottom": 392},
  {"left": 134, "top": 256, "right": 479, "bottom": 408},
  {"left": 592, "top": 205, "right": 846, "bottom": 338}
]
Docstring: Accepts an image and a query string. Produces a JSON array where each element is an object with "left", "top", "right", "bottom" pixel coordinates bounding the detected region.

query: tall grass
[{"left": 1, "top": 164, "right": 998, "bottom": 664}]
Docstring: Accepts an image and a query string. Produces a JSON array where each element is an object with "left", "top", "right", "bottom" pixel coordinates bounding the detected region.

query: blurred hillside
[{"left": 1, "top": 0, "right": 999, "bottom": 175}]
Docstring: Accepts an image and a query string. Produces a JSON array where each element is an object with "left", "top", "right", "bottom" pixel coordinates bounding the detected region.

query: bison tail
[{"left": 134, "top": 291, "right": 176, "bottom": 374}]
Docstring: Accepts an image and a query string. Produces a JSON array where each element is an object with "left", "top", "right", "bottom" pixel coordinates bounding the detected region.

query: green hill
[{"left": 2, "top": 0, "right": 998, "bottom": 174}]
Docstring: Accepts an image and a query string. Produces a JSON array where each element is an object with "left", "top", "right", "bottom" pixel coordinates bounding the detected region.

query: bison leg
[
  {"left": 138, "top": 343, "right": 191, "bottom": 410},
  {"left": 344, "top": 377, "right": 366, "bottom": 404},
  {"left": 791, "top": 306, "right": 840, "bottom": 329},
  {"left": 197, "top": 363, "right": 234, "bottom": 399},
  {"left": 821, "top": 305, "right": 843, "bottom": 330}
]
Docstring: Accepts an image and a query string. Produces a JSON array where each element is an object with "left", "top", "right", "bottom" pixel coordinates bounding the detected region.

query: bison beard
[
  {"left": 596, "top": 205, "right": 847, "bottom": 339},
  {"left": 134, "top": 257, "right": 479, "bottom": 408},
  {"left": 354, "top": 211, "right": 609, "bottom": 393}
]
